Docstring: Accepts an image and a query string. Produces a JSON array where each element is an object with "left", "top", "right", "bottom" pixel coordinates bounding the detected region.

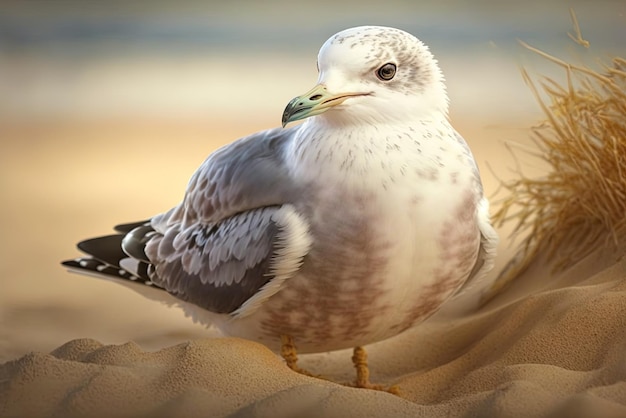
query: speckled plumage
[{"left": 63, "top": 26, "right": 497, "bottom": 354}]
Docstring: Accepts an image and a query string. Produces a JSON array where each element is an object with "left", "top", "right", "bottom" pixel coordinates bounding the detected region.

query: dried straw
[{"left": 489, "top": 33, "right": 626, "bottom": 294}]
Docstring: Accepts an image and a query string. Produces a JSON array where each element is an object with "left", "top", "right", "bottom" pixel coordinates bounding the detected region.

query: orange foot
[
  {"left": 346, "top": 346, "right": 401, "bottom": 395},
  {"left": 280, "top": 334, "right": 319, "bottom": 378},
  {"left": 280, "top": 335, "right": 400, "bottom": 395}
]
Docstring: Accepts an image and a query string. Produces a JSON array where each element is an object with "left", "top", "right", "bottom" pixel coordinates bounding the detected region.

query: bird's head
[{"left": 282, "top": 26, "right": 449, "bottom": 128}]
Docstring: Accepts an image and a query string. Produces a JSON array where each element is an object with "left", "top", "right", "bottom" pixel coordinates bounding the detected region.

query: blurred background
[
  {"left": 1, "top": 0, "right": 625, "bottom": 362},
  {"left": 2, "top": 0, "right": 625, "bottom": 121}
]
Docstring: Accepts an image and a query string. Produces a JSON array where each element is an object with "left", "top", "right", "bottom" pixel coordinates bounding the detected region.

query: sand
[{"left": 1, "top": 117, "right": 626, "bottom": 417}]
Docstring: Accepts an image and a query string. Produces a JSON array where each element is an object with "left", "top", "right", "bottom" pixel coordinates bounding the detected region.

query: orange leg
[
  {"left": 280, "top": 335, "right": 316, "bottom": 377},
  {"left": 280, "top": 336, "right": 400, "bottom": 395},
  {"left": 350, "top": 346, "right": 400, "bottom": 395}
]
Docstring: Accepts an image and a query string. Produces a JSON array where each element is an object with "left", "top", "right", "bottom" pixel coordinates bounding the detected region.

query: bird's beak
[{"left": 281, "top": 84, "right": 367, "bottom": 127}]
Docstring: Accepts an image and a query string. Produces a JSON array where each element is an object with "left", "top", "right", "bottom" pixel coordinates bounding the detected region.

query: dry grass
[{"left": 491, "top": 40, "right": 626, "bottom": 287}]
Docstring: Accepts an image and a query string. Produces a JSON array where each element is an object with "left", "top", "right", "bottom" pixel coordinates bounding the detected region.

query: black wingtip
[
  {"left": 61, "top": 257, "right": 116, "bottom": 276},
  {"left": 76, "top": 234, "right": 126, "bottom": 267},
  {"left": 61, "top": 259, "right": 80, "bottom": 268},
  {"left": 114, "top": 220, "right": 150, "bottom": 233},
  {"left": 63, "top": 255, "right": 163, "bottom": 291},
  {"left": 120, "top": 225, "right": 153, "bottom": 263}
]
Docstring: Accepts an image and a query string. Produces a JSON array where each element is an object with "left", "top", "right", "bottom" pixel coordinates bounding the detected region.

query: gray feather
[
  {"left": 63, "top": 126, "right": 311, "bottom": 315},
  {"left": 143, "top": 206, "right": 284, "bottom": 313},
  {"left": 179, "top": 127, "right": 299, "bottom": 226}
]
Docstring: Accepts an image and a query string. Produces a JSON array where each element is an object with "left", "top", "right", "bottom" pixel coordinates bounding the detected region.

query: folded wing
[{"left": 64, "top": 127, "right": 313, "bottom": 317}]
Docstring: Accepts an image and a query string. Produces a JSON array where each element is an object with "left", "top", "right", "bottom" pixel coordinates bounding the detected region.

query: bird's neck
[{"left": 286, "top": 116, "right": 451, "bottom": 188}]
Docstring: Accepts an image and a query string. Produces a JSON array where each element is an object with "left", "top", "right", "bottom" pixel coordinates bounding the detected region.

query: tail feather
[
  {"left": 119, "top": 257, "right": 151, "bottom": 280},
  {"left": 62, "top": 258, "right": 139, "bottom": 281},
  {"left": 114, "top": 220, "right": 150, "bottom": 233},
  {"left": 76, "top": 235, "right": 127, "bottom": 267},
  {"left": 121, "top": 225, "right": 154, "bottom": 263},
  {"left": 62, "top": 222, "right": 162, "bottom": 289}
]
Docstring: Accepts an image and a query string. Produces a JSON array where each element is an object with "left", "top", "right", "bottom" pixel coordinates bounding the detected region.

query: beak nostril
[{"left": 309, "top": 94, "right": 323, "bottom": 101}]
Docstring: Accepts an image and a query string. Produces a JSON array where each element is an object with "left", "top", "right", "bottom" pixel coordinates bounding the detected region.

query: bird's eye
[{"left": 376, "top": 63, "right": 396, "bottom": 81}]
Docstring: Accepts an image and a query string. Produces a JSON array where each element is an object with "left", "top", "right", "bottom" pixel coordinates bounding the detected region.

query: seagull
[{"left": 63, "top": 25, "right": 498, "bottom": 393}]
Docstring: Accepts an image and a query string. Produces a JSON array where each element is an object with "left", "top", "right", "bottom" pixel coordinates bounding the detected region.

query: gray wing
[
  {"left": 138, "top": 204, "right": 311, "bottom": 317},
  {"left": 167, "top": 127, "right": 301, "bottom": 226},
  {"left": 65, "top": 127, "right": 312, "bottom": 318}
]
